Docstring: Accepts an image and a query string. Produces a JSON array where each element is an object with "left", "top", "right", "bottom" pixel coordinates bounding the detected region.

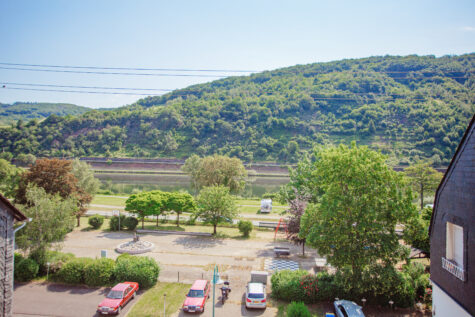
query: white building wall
[{"left": 432, "top": 282, "right": 471, "bottom": 317}]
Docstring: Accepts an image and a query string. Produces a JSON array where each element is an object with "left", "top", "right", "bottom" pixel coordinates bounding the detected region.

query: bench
[
  {"left": 259, "top": 221, "right": 286, "bottom": 230},
  {"left": 274, "top": 247, "right": 290, "bottom": 257}
]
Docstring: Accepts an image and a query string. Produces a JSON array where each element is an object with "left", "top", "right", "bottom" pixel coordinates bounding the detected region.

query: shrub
[
  {"left": 85, "top": 258, "right": 115, "bottom": 287},
  {"left": 123, "top": 216, "right": 138, "bottom": 231},
  {"left": 286, "top": 301, "right": 311, "bottom": 317},
  {"left": 46, "top": 251, "right": 75, "bottom": 274},
  {"left": 88, "top": 215, "right": 105, "bottom": 229},
  {"left": 238, "top": 220, "right": 253, "bottom": 237},
  {"left": 58, "top": 257, "right": 93, "bottom": 284},
  {"left": 271, "top": 269, "right": 307, "bottom": 302},
  {"left": 300, "top": 274, "right": 319, "bottom": 303},
  {"left": 114, "top": 255, "right": 160, "bottom": 289},
  {"left": 314, "top": 271, "right": 338, "bottom": 301},
  {"left": 109, "top": 215, "right": 126, "bottom": 231},
  {"left": 15, "top": 258, "right": 39, "bottom": 282},
  {"left": 14, "top": 253, "right": 24, "bottom": 273}
]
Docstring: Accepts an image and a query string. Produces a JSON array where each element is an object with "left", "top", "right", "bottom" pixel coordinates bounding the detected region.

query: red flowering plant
[{"left": 300, "top": 274, "right": 319, "bottom": 302}]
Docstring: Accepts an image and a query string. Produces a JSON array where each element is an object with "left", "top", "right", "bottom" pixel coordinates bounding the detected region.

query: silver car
[
  {"left": 245, "top": 283, "right": 266, "bottom": 309},
  {"left": 334, "top": 299, "right": 365, "bottom": 317}
]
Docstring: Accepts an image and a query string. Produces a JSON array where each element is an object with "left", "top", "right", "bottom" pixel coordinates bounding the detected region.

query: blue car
[{"left": 334, "top": 300, "right": 365, "bottom": 317}]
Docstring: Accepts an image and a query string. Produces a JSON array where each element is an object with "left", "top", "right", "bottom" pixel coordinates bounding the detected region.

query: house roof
[
  {"left": 0, "top": 193, "right": 27, "bottom": 221},
  {"left": 429, "top": 114, "right": 475, "bottom": 236}
]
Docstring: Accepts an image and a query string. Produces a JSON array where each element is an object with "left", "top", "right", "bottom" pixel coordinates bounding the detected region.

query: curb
[{"left": 137, "top": 229, "right": 212, "bottom": 237}]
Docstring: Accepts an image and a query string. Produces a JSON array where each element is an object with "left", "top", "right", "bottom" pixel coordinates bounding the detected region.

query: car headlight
[{"left": 183, "top": 305, "right": 188, "bottom": 309}]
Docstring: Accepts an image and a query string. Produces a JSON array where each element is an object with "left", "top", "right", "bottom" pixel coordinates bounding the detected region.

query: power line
[
  {"left": 1, "top": 87, "right": 164, "bottom": 96},
  {"left": 1, "top": 82, "right": 174, "bottom": 91},
  {"left": 0, "top": 62, "right": 257, "bottom": 73},
  {"left": 0, "top": 66, "right": 228, "bottom": 78}
]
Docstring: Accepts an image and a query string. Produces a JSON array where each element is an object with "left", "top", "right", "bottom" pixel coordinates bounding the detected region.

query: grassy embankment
[{"left": 91, "top": 195, "right": 288, "bottom": 215}]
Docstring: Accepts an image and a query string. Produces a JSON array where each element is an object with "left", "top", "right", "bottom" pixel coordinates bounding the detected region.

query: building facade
[
  {"left": 429, "top": 115, "right": 474, "bottom": 317},
  {"left": 0, "top": 194, "right": 27, "bottom": 317}
]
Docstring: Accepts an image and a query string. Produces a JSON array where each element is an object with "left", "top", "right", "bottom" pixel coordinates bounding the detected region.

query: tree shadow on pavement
[
  {"left": 97, "top": 232, "right": 133, "bottom": 240},
  {"left": 173, "top": 236, "right": 225, "bottom": 249},
  {"left": 45, "top": 283, "right": 108, "bottom": 295}
]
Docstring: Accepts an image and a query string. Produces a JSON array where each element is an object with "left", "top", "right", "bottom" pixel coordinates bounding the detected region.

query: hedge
[
  {"left": 57, "top": 257, "right": 94, "bottom": 284},
  {"left": 271, "top": 269, "right": 308, "bottom": 302},
  {"left": 15, "top": 258, "right": 39, "bottom": 282},
  {"left": 114, "top": 255, "right": 160, "bottom": 288},
  {"left": 88, "top": 215, "right": 105, "bottom": 229},
  {"left": 271, "top": 265, "right": 430, "bottom": 308},
  {"left": 85, "top": 258, "right": 115, "bottom": 287}
]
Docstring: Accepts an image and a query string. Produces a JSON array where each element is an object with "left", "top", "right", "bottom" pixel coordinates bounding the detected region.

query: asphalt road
[{"left": 13, "top": 282, "right": 142, "bottom": 317}]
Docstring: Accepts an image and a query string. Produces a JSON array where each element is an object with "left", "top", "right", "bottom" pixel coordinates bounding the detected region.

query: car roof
[
  {"left": 111, "top": 283, "right": 130, "bottom": 291},
  {"left": 191, "top": 280, "right": 208, "bottom": 290},
  {"left": 248, "top": 283, "right": 265, "bottom": 293},
  {"left": 335, "top": 300, "right": 364, "bottom": 316}
]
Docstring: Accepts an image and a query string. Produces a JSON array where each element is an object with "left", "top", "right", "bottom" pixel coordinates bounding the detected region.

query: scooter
[{"left": 220, "top": 281, "right": 231, "bottom": 304}]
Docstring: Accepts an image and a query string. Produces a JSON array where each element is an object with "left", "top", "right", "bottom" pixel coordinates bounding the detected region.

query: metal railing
[{"left": 442, "top": 257, "right": 465, "bottom": 281}]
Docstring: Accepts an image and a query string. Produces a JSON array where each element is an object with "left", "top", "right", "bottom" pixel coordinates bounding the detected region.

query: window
[{"left": 446, "top": 222, "right": 464, "bottom": 267}]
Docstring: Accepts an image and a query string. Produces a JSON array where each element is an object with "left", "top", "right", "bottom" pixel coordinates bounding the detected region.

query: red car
[
  {"left": 182, "top": 280, "right": 210, "bottom": 313},
  {"left": 97, "top": 282, "right": 139, "bottom": 315}
]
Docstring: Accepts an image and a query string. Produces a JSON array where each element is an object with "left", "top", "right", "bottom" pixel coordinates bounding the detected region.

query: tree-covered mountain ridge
[
  {"left": 0, "top": 102, "right": 90, "bottom": 126},
  {"left": 1, "top": 54, "right": 474, "bottom": 166}
]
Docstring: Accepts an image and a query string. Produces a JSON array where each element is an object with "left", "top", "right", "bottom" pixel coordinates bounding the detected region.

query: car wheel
[
  {"left": 117, "top": 306, "right": 121, "bottom": 315},
  {"left": 132, "top": 291, "right": 136, "bottom": 299}
]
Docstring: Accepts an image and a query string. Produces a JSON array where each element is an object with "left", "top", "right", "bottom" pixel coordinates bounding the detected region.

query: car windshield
[
  {"left": 248, "top": 293, "right": 264, "bottom": 299},
  {"left": 187, "top": 290, "right": 204, "bottom": 297},
  {"left": 107, "top": 290, "right": 124, "bottom": 299}
]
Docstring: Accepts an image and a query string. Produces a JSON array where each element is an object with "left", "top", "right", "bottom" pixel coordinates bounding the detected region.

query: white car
[{"left": 245, "top": 283, "right": 266, "bottom": 309}]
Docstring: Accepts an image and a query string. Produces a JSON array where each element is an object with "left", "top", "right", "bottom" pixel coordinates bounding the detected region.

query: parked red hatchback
[
  {"left": 97, "top": 282, "right": 139, "bottom": 315},
  {"left": 182, "top": 280, "right": 210, "bottom": 313}
]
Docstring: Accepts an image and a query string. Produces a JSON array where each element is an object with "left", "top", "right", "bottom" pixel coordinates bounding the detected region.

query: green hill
[
  {"left": 1, "top": 54, "right": 474, "bottom": 166},
  {"left": 0, "top": 102, "right": 90, "bottom": 126}
]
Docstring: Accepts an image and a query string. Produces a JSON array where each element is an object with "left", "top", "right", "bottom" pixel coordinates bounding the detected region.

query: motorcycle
[{"left": 220, "top": 281, "right": 231, "bottom": 304}]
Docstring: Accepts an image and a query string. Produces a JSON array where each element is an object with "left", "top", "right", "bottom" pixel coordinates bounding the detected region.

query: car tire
[
  {"left": 132, "top": 291, "right": 136, "bottom": 299},
  {"left": 117, "top": 306, "right": 121, "bottom": 315}
]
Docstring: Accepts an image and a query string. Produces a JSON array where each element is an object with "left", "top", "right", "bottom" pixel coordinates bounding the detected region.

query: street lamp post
[{"left": 212, "top": 265, "right": 224, "bottom": 317}]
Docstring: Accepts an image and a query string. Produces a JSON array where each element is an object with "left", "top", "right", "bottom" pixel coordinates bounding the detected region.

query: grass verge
[{"left": 127, "top": 282, "right": 191, "bottom": 317}]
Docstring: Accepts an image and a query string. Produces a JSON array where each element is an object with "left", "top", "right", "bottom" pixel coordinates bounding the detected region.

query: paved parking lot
[{"left": 13, "top": 282, "right": 142, "bottom": 317}]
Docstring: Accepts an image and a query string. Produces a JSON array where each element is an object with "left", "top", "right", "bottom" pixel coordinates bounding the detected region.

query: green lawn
[
  {"left": 128, "top": 282, "right": 191, "bottom": 317},
  {"left": 92, "top": 195, "right": 128, "bottom": 206}
]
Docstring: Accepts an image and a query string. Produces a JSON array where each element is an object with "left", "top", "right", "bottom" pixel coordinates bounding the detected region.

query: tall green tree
[
  {"left": 125, "top": 191, "right": 166, "bottom": 229},
  {"left": 0, "top": 158, "right": 22, "bottom": 198},
  {"left": 304, "top": 143, "right": 416, "bottom": 286},
  {"left": 182, "top": 155, "right": 247, "bottom": 193},
  {"left": 181, "top": 154, "right": 202, "bottom": 194},
  {"left": 404, "top": 161, "right": 443, "bottom": 210},
  {"left": 196, "top": 186, "right": 237, "bottom": 235},
  {"left": 71, "top": 159, "right": 100, "bottom": 226},
  {"left": 16, "top": 185, "right": 77, "bottom": 261},
  {"left": 167, "top": 192, "right": 196, "bottom": 227}
]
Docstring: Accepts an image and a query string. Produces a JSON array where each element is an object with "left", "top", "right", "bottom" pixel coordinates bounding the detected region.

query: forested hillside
[
  {"left": 1, "top": 54, "right": 474, "bottom": 166},
  {"left": 0, "top": 102, "right": 90, "bottom": 126}
]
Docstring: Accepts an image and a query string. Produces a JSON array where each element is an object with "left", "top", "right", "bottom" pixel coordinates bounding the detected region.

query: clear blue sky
[{"left": 1, "top": 0, "right": 474, "bottom": 108}]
